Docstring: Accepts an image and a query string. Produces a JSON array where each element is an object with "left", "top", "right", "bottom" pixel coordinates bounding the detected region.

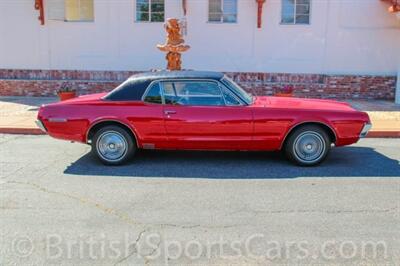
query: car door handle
[{"left": 164, "top": 110, "right": 177, "bottom": 115}]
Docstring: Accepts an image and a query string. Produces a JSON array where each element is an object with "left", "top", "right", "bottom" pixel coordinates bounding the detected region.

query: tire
[
  {"left": 284, "top": 125, "right": 331, "bottom": 166},
  {"left": 91, "top": 125, "right": 136, "bottom": 165}
]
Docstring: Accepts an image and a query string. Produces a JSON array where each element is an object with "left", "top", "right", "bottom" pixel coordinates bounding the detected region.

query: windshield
[{"left": 222, "top": 76, "right": 253, "bottom": 105}]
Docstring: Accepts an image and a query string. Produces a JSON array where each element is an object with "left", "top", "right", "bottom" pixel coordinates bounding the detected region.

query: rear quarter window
[{"left": 104, "top": 79, "right": 151, "bottom": 101}]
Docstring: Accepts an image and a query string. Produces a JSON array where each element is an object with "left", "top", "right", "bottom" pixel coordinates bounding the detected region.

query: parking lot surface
[{"left": 0, "top": 134, "right": 399, "bottom": 265}]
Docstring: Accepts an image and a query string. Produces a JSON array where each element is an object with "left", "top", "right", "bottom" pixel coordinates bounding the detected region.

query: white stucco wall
[{"left": 0, "top": 0, "right": 399, "bottom": 74}]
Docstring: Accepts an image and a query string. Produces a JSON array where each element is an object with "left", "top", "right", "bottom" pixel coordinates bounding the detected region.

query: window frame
[
  {"left": 135, "top": 0, "right": 165, "bottom": 23},
  {"left": 208, "top": 0, "right": 238, "bottom": 24},
  {"left": 162, "top": 80, "right": 226, "bottom": 107},
  {"left": 280, "top": 0, "right": 311, "bottom": 26},
  {"left": 220, "top": 85, "right": 243, "bottom": 106},
  {"left": 64, "top": 0, "right": 95, "bottom": 22},
  {"left": 141, "top": 79, "right": 245, "bottom": 107},
  {"left": 142, "top": 81, "right": 164, "bottom": 104},
  {"left": 221, "top": 77, "right": 252, "bottom": 105}
]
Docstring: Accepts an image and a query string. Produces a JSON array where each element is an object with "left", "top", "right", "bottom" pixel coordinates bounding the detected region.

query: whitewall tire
[
  {"left": 284, "top": 125, "right": 331, "bottom": 166},
  {"left": 92, "top": 125, "right": 136, "bottom": 165}
]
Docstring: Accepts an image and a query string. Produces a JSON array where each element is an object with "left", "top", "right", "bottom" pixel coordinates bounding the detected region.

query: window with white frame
[
  {"left": 65, "top": 0, "right": 94, "bottom": 21},
  {"left": 47, "top": 0, "right": 94, "bottom": 22},
  {"left": 281, "top": 0, "right": 311, "bottom": 25},
  {"left": 136, "top": 0, "right": 165, "bottom": 22},
  {"left": 209, "top": 0, "right": 238, "bottom": 23}
]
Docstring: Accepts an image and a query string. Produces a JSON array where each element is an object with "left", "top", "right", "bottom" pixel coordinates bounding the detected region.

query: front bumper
[
  {"left": 35, "top": 120, "right": 47, "bottom": 133},
  {"left": 359, "top": 123, "right": 372, "bottom": 138}
]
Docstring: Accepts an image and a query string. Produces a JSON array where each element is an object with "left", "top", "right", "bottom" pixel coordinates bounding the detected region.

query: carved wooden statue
[{"left": 157, "top": 18, "right": 190, "bottom": 71}]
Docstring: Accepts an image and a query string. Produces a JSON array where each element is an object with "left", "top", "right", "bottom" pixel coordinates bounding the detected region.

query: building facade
[{"left": 0, "top": 0, "right": 399, "bottom": 99}]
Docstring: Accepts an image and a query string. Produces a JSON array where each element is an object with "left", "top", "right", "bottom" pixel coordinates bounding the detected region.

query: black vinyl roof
[
  {"left": 128, "top": 70, "right": 224, "bottom": 81},
  {"left": 104, "top": 70, "right": 225, "bottom": 101}
]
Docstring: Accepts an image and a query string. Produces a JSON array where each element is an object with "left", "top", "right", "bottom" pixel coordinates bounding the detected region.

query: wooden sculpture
[
  {"left": 157, "top": 18, "right": 190, "bottom": 71},
  {"left": 382, "top": 0, "right": 400, "bottom": 13}
]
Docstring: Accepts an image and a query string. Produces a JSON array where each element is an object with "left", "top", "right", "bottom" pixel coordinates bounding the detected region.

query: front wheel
[
  {"left": 284, "top": 125, "right": 331, "bottom": 166},
  {"left": 92, "top": 125, "right": 136, "bottom": 165}
]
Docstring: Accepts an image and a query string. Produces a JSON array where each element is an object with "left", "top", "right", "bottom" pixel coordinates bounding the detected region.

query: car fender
[
  {"left": 279, "top": 117, "right": 338, "bottom": 150},
  {"left": 86, "top": 117, "right": 141, "bottom": 146}
]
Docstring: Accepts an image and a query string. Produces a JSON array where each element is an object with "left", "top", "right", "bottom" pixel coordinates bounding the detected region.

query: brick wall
[{"left": 0, "top": 69, "right": 396, "bottom": 100}]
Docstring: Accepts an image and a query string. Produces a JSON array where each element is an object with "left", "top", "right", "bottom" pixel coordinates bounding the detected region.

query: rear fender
[{"left": 86, "top": 118, "right": 141, "bottom": 147}]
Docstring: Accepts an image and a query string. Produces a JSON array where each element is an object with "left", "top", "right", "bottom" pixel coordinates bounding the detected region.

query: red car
[{"left": 37, "top": 71, "right": 371, "bottom": 166}]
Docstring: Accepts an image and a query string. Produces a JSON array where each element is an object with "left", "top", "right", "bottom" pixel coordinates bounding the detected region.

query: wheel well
[
  {"left": 282, "top": 122, "right": 337, "bottom": 148},
  {"left": 87, "top": 121, "right": 137, "bottom": 144}
]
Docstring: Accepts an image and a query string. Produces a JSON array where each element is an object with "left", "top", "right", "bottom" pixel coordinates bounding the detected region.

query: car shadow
[{"left": 64, "top": 147, "right": 400, "bottom": 179}]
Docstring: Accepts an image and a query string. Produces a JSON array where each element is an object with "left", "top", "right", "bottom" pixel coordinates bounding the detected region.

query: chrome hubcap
[
  {"left": 96, "top": 131, "right": 127, "bottom": 162},
  {"left": 293, "top": 131, "right": 325, "bottom": 163}
]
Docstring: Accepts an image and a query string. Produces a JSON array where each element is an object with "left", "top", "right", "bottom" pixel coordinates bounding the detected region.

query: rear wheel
[
  {"left": 92, "top": 125, "right": 136, "bottom": 165},
  {"left": 284, "top": 125, "right": 331, "bottom": 166}
]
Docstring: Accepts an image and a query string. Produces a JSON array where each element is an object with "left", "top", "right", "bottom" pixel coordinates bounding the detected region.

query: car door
[
  {"left": 161, "top": 80, "right": 253, "bottom": 150},
  {"left": 130, "top": 81, "right": 168, "bottom": 149}
]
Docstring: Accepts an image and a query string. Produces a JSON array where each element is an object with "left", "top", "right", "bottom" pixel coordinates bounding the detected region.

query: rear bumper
[
  {"left": 35, "top": 120, "right": 47, "bottom": 133},
  {"left": 359, "top": 123, "right": 372, "bottom": 138}
]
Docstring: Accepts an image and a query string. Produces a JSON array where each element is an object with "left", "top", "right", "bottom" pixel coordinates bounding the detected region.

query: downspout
[
  {"left": 181, "top": 0, "right": 187, "bottom": 35},
  {"left": 396, "top": 67, "right": 400, "bottom": 104},
  {"left": 256, "top": 0, "right": 266, "bottom": 28},
  {"left": 34, "top": 0, "right": 45, "bottom": 25}
]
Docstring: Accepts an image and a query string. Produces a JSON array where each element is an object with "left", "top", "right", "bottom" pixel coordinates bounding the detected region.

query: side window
[
  {"left": 209, "top": 0, "right": 238, "bottom": 23},
  {"left": 221, "top": 86, "right": 241, "bottom": 106},
  {"left": 162, "top": 81, "right": 225, "bottom": 106},
  {"left": 47, "top": 0, "right": 94, "bottom": 21},
  {"left": 144, "top": 82, "right": 162, "bottom": 104},
  {"left": 281, "top": 0, "right": 311, "bottom": 25},
  {"left": 136, "top": 0, "right": 165, "bottom": 22},
  {"left": 66, "top": 0, "right": 94, "bottom": 21},
  {"left": 105, "top": 80, "right": 150, "bottom": 101}
]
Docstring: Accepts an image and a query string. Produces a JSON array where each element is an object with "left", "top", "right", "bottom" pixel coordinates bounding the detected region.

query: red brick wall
[{"left": 0, "top": 69, "right": 396, "bottom": 100}]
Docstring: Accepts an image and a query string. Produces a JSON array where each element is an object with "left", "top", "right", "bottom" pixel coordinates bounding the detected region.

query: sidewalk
[
  {"left": 0, "top": 96, "right": 399, "bottom": 137},
  {"left": 0, "top": 97, "right": 57, "bottom": 134}
]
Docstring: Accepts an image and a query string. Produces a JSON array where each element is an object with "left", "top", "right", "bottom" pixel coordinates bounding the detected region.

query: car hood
[{"left": 252, "top": 96, "right": 356, "bottom": 111}]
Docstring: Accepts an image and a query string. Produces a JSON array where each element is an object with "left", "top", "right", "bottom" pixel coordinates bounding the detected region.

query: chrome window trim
[
  {"left": 161, "top": 79, "right": 225, "bottom": 106},
  {"left": 220, "top": 77, "right": 250, "bottom": 105},
  {"left": 141, "top": 80, "right": 164, "bottom": 104},
  {"left": 218, "top": 83, "right": 244, "bottom": 106},
  {"left": 142, "top": 78, "right": 245, "bottom": 107}
]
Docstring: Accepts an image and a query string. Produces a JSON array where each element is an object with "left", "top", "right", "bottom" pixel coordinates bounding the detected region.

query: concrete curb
[
  {"left": 0, "top": 128, "right": 45, "bottom": 135},
  {"left": 366, "top": 131, "right": 400, "bottom": 138},
  {"left": 0, "top": 127, "right": 399, "bottom": 138}
]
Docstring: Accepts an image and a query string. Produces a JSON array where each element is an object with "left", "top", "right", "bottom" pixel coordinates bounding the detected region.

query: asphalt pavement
[{"left": 0, "top": 134, "right": 399, "bottom": 265}]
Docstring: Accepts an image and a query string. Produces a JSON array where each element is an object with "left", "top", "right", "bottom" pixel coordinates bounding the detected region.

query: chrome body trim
[
  {"left": 141, "top": 78, "right": 245, "bottom": 106},
  {"left": 48, "top": 118, "right": 67, "bottom": 123}
]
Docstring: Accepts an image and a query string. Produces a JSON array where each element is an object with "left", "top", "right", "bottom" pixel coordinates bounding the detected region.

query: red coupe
[{"left": 37, "top": 71, "right": 371, "bottom": 166}]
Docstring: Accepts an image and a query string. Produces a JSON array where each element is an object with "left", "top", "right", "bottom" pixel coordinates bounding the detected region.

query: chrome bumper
[
  {"left": 359, "top": 123, "right": 372, "bottom": 138},
  {"left": 35, "top": 120, "right": 47, "bottom": 133}
]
